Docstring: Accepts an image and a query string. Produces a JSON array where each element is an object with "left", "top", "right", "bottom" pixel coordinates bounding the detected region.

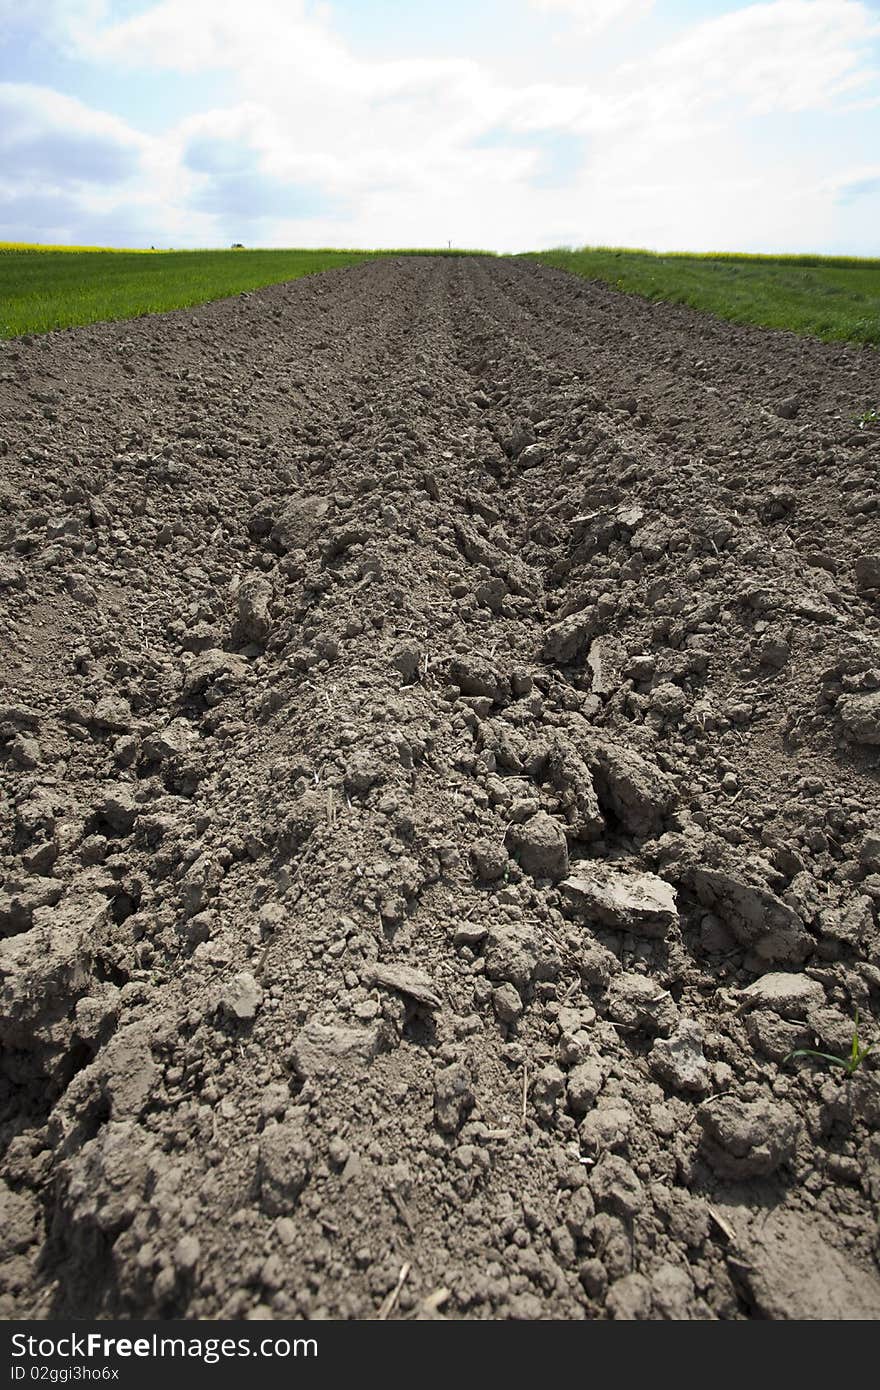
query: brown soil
[{"left": 2, "top": 256, "right": 880, "bottom": 1321}]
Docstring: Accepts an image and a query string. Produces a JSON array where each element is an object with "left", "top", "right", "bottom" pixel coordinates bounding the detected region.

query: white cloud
[
  {"left": 79, "top": 0, "right": 346, "bottom": 75},
  {"left": 821, "top": 161, "right": 880, "bottom": 204},
  {"left": 638, "top": 0, "right": 880, "bottom": 116},
  {"left": 0, "top": 82, "right": 150, "bottom": 188},
  {"left": 0, "top": 80, "right": 141, "bottom": 149},
  {"left": 0, "top": 81, "right": 215, "bottom": 247},
  {"left": 0, "top": 1, "right": 110, "bottom": 47},
  {"left": 530, "top": 0, "right": 654, "bottom": 36},
  {"left": 2, "top": 1, "right": 879, "bottom": 252}
]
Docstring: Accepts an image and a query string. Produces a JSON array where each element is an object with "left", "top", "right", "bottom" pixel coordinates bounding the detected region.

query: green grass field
[
  {"left": 0, "top": 245, "right": 489, "bottom": 338},
  {"left": 3, "top": 242, "right": 879, "bottom": 345},
  {"left": 527, "top": 247, "right": 880, "bottom": 345}
]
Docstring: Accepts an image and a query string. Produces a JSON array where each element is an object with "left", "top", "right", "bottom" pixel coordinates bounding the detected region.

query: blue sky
[{"left": 1, "top": 1, "right": 878, "bottom": 252}]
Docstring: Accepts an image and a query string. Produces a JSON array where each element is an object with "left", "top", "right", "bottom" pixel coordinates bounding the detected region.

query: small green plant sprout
[
  {"left": 856, "top": 407, "right": 879, "bottom": 428},
  {"left": 784, "top": 1010, "right": 876, "bottom": 1076}
]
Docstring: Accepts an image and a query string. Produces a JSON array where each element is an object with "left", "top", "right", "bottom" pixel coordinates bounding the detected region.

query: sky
[{"left": 0, "top": 0, "right": 878, "bottom": 254}]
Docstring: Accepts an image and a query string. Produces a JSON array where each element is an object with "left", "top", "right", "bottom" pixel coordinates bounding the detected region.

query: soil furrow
[{"left": 1, "top": 257, "right": 879, "bottom": 1321}]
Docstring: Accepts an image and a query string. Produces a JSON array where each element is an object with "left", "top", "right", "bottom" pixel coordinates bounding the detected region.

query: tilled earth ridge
[{"left": 1, "top": 256, "right": 880, "bottom": 1322}]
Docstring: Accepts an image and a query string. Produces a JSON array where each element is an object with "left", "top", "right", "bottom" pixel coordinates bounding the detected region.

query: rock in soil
[
  {"left": 561, "top": 867, "right": 678, "bottom": 937},
  {"left": 506, "top": 811, "right": 570, "bottom": 882},
  {"left": 728, "top": 1208, "right": 880, "bottom": 1320}
]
